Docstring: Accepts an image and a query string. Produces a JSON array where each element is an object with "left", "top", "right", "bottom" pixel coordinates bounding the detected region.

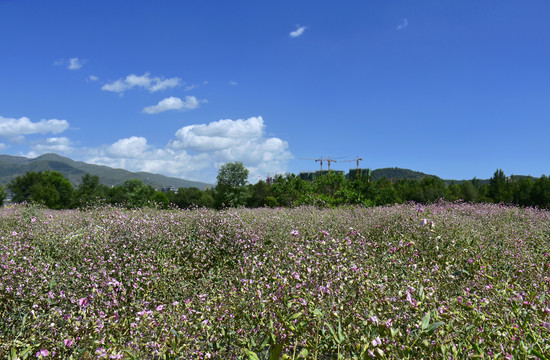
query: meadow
[{"left": 1, "top": 202, "right": 549, "bottom": 359}]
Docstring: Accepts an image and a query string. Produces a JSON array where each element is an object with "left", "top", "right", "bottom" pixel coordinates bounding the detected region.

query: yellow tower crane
[{"left": 339, "top": 156, "right": 363, "bottom": 177}]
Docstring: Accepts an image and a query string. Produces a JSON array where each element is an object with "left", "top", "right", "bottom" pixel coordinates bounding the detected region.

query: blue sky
[{"left": 1, "top": 0, "right": 549, "bottom": 183}]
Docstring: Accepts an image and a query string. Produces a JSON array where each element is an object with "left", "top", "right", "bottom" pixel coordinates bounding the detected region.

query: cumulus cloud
[
  {"left": 88, "top": 75, "right": 99, "bottom": 82},
  {"left": 87, "top": 116, "right": 292, "bottom": 183},
  {"left": 143, "top": 96, "right": 202, "bottom": 114},
  {"left": 101, "top": 73, "right": 181, "bottom": 94},
  {"left": 107, "top": 136, "right": 150, "bottom": 158},
  {"left": 0, "top": 116, "right": 69, "bottom": 138},
  {"left": 396, "top": 18, "right": 409, "bottom": 30},
  {"left": 290, "top": 25, "right": 307, "bottom": 38}
]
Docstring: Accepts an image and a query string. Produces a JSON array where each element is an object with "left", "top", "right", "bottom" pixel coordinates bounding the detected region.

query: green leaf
[
  {"left": 338, "top": 320, "right": 345, "bottom": 342},
  {"left": 269, "top": 343, "right": 284, "bottom": 360},
  {"left": 124, "top": 350, "right": 137, "bottom": 360},
  {"left": 327, "top": 323, "right": 341, "bottom": 344},
  {"left": 426, "top": 322, "right": 444, "bottom": 335},
  {"left": 421, "top": 312, "right": 431, "bottom": 331},
  {"left": 243, "top": 349, "right": 260, "bottom": 360},
  {"left": 530, "top": 349, "right": 548, "bottom": 360},
  {"left": 19, "top": 345, "right": 32, "bottom": 359},
  {"left": 298, "top": 348, "right": 309, "bottom": 358}
]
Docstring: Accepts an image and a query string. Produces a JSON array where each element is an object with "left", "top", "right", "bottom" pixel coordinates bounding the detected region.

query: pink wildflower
[{"left": 36, "top": 349, "right": 49, "bottom": 357}]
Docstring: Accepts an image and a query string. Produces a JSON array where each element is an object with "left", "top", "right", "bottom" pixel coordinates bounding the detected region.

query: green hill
[
  {"left": 371, "top": 167, "right": 432, "bottom": 181},
  {"left": 0, "top": 153, "right": 212, "bottom": 190}
]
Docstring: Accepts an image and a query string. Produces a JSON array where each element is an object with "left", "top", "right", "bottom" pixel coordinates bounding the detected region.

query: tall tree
[
  {"left": 489, "top": 169, "right": 512, "bottom": 203},
  {"left": 215, "top": 161, "right": 249, "bottom": 208},
  {"left": 76, "top": 173, "right": 108, "bottom": 207}
]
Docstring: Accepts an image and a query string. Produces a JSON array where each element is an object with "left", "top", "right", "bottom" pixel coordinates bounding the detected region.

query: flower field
[{"left": 1, "top": 202, "right": 550, "bottom": 359}]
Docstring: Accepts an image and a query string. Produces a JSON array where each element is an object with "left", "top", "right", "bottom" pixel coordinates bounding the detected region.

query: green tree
[
  {"left": 314, "top": 172, "right": 346, "bottom": 198},
  {"left": 151, "top": 191, "right": 169, "bottom": 208},
  {"left": 350, "top": 175, "right": 377, "bottom": 204},
  {"left": 215, "top": 161, "right": 249, "bottom": 208},
  {"left": 76, "top": 173, "right": 108, "bottom": 207},
  {"left": 420, "top": 176, "right": 446, "bottom": 203},
  {"left": 460, "top": 181, "right": 479, "bottom": 202},
  {"left": 269, "top": 173, "right": 313, "bottom": 207},
  {"left": 107, "top": 186, "right": 126, "bottom": 206},
  {"left": 445, "top": 182, "right": 463, "bottom": 201},
  {"left": 121, "top": 179, "right": 155, "bottom": 208},
  {"left": 394, "top": 179, "right": 422, "bottom": 203},
  {"left": 7, "top": 171, "right": 74, "bottom": 209},
  {"left": 171, "top": 187, "right": 205, "bottom": 208},
  {"left": 246, "top": 180, "right": 270, "bottom": 207},
  {"left": 374, "top": 178, "right": 399, "bottom": 205},
  {"left": 510, "top": 176, "right": 534, "bottom": 206},
  {"left": 531, "top": 175, "right": 550, "bottom": 209},
  {"left": 488, "top": 169, "right": 512, "bottom": 203},
  {"left": 0, "top": 184, "right": 6, "bottom": 206}
]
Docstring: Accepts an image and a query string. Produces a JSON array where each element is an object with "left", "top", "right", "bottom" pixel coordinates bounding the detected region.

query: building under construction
[{"left": 298, "top": 168, "right": 372, "bottom": 181}]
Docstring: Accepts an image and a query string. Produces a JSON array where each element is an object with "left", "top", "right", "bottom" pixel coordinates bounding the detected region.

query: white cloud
[
  {"left": 101, "top": 79, "right": 127, "bottom": 93},
  {"left": 396, "top": 18, "right": 409, "bottom": 30},
  {"left": 290, "top": 25, "right": 307, "bottom": 38},
  {"left": 31, "top": 137, "right": 73, "bottom": 154},
  {"left": 86, "top": 116, "right": 292, "bottom": 183},
  {"left": 101, "top": 73, "right": 181, "bottom": 94},
  {"left": 54, "top": 57, "right": 84, "bottom": 70},
  {"left": 149, "top": 78, "right": 182, "bottom": 92},
  {"left": 107, "top": 136, "right": 150, "bottom": 158},
  {"left": 143, "top": 96, "right": 202, "bottom": 114},
  {"left": 228, "top": 81, "right": 238, "bottom": 86},
  {"left": 88, "top": 75, "right": 99, "bottom": 82},
  {"left": 0, "top": 116, "right": 69, "bottom": 138},
  {"left": 68, "top": 57, "right": 83, "bottom": 70}
]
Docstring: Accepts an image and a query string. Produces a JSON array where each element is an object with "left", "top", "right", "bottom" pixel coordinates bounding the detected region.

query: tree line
[{"left": 1, "top": 164, "right": 549, "bottom": 210}]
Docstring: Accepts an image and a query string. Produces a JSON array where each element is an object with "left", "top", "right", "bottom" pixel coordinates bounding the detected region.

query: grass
[{"left": 1, "top": 202, "right": 549, "bottom": 359}]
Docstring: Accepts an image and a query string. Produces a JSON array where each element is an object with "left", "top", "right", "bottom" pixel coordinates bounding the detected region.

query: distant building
[
  {"left": 161, "top": 186, "right": 178, "bottom": 193},
  {"left": 299, "top": 170, "right": 344, "bottom": 181},
  {"left": 346, "top": 168, "right": 372, "bottom": 181},
  {"left": 298, "top": 169, "right": 372, "bottom": 182}
]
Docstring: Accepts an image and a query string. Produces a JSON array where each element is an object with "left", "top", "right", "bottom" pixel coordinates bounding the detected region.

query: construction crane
[
  {"left": 339, "top": 156, "right": 363, "bottom": 177},
  {"left": 299, "top": 156, "right": 343, "bottom": 171}
]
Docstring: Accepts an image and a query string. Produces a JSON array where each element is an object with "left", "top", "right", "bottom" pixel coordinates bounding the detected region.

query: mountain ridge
[{"left": 0, "top": 153, "right": 212, "bottom": 190}]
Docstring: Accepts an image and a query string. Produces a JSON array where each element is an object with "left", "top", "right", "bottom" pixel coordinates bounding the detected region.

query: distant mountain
[
  {"left": 0, "top": 153, "right": 212, "bottom": 190},
  {"left": 371, "top": 167, "right": 432, "bottom": 181},
  {"left": 369, "top": 167, "right": 495, "bottom": 185}
]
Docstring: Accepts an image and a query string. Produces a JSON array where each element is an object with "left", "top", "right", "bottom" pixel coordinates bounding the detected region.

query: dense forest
[{"left": 1, "top": 164, "right": 549, "bottom": 210}]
